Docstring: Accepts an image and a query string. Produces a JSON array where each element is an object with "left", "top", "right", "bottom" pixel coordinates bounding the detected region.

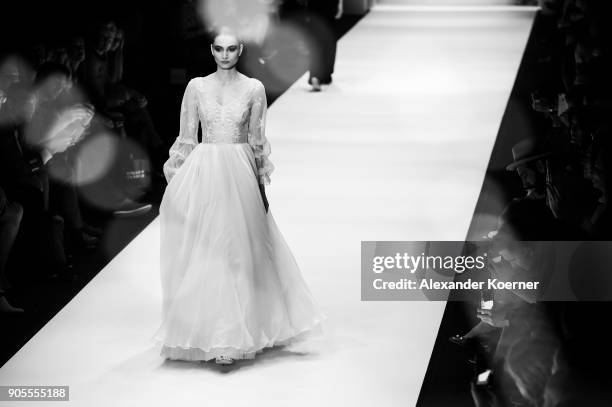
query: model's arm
[
  {"left": 163, "top": 79, "right": 199, "bottom": 183},
  {"left": 248, "top": 80, "right": 274, "bottom": 212}
]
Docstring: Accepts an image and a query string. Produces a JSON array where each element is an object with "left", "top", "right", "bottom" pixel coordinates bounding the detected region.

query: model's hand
[{"left": 259, "top": 183, "right": 269, "bottom": 213}]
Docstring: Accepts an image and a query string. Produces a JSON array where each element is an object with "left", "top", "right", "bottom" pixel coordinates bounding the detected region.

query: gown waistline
[{"left": 199, "top": 140, "right": 248, "bottom": 145}]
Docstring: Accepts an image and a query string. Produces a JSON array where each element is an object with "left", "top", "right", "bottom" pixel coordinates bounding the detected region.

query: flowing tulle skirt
[{"left": 153, "top": 143, "right": 326, "bottom": 361}]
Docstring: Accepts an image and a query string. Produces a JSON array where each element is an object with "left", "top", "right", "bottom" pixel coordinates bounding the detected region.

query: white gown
[{"left": 152, "top": 74, "right": 326, "bottom": 361}]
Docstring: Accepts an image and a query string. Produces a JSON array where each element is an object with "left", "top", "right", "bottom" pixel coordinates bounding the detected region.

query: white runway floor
[{"left": 0, "top": 5, "right": 535, "bottom": 407}]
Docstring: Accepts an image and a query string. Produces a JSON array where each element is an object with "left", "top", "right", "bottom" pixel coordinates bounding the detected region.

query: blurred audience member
[
  {"left": 82, "top": 20, "right": 164, "bottom": 174},
  {"left": 282, "top": 0, "right": 342, "bottom": 91},
  {"left": 0, "top": 186, "right": 24, "bottom": 313}
]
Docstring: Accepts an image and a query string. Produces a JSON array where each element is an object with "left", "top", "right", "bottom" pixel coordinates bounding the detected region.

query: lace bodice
[{"left": 163, "top": 75, "right": 274, "bottom": 185}]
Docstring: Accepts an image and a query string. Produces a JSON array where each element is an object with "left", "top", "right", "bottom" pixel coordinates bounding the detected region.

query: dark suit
[
  {"left": 0, "top": 119, "right": 67, "bottom": 280},
  {"left": 0, "top": 121, "right": 48, "bottom": 213},
  {"left": 0, "top": 185, "right": 23, "bottom": 293}
]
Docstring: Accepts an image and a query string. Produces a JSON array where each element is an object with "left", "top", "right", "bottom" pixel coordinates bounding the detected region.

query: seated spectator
[
  {"left": 48, "top": 43, "right": 70, "bottom": 68},
  {"left": 31, "top": 60, "right": 152, "bottom": 219},
  {"left": 66, "top": 36, "right": 86, "bottom": 83},
  {"left": 29, "top": 62, "right": 99, "bottom": 247},
  {"left": 31, "top": 43, "right": 51, "bottom": 70},
  {"left": 0, "top": 58, "right": 73, "bottom": 282},
  {"left": 0, "top": 186, "right": 24, "bottom": 313},
  {"left": 500, "top": 138, "right": 563, "bottom": 240},
  {"left": 504, "top": 335, "right": 558, "bottom": 407},
  {"left": 81, "top": 21, "right": 164, "bottom": 176},
  {"left": 584, "top": 136, "right": 610, "bottom": 238}
]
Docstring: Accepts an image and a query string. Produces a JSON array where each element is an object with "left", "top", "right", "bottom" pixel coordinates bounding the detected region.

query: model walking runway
[{"left": 0, "top": 4, "right": 535, "bottom": 406}]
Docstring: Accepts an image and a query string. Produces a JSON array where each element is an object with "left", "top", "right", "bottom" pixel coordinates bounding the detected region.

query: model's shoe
[
  {"left": 214, "top": 356, "right": 235, "bottom": 365},
  {"left": 310, "top": 77, "right": 321, "bottom": 92}
]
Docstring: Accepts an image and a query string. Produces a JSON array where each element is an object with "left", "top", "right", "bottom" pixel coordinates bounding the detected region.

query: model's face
[{"left": 211, "top": 34, "right": 242, "bottom": 70}]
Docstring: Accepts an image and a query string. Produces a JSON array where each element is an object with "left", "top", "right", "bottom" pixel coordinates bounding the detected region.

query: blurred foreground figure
[{"left": 282, "top": 0, "right": 342, "bottom": 91}]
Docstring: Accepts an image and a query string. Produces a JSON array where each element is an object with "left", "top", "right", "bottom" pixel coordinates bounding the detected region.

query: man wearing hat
[
  {"left": 498, "top": 138, "right": 560, "bottom": 241},
  {"left": 449, "top": 139, "right": 561, "bottom": 396}
]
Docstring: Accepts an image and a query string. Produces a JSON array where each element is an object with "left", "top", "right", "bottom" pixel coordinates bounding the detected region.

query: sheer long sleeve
[
  {"left": 248, "top": 80, "right": 274, "bottom": 185},
  {"left": 163, "top": 79, "right": 199, "bottom": 183}
]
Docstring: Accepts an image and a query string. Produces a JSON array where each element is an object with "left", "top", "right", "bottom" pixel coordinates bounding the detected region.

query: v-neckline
[
  {"left": 211, "top": 95, "right": 243, "bottom": 108},
  {"left": 206, "top": 76, "right": 250, "bottom": 108}
]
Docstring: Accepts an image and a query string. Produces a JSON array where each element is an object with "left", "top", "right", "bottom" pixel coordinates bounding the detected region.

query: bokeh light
[
  {"left": 239, "top": 20, "right": 314, "bottom": 96},
  {"left": 259, "top": 21, "right": 314, "bottom": 88},
  {"left": 198, "top": 0, "right": 274, "bottom": 42},
  {"left": 76, "top": 132, "right": 151, "bottom": 211},
  {"left": 73, "top": 131, "right": 118, "bottom": 186}
]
